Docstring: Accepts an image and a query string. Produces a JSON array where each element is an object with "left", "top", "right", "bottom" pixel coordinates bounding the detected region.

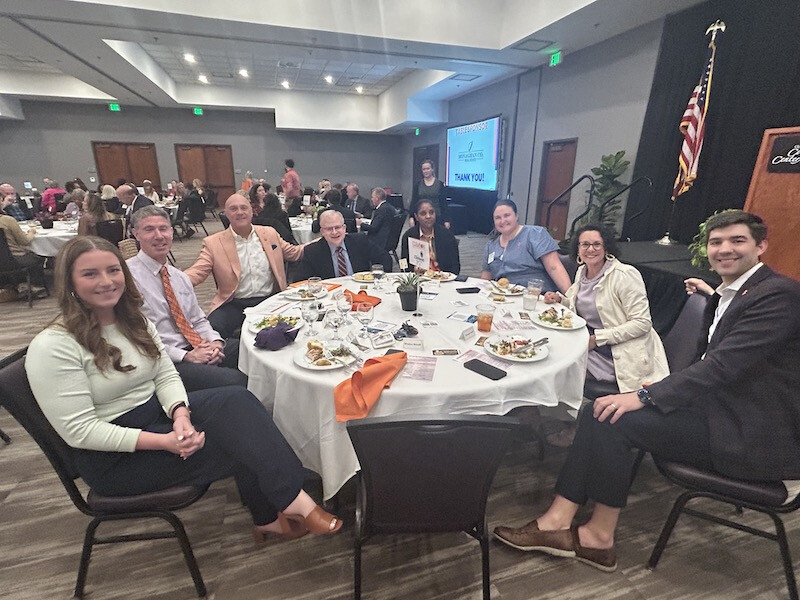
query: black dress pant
[
  {"left": 74, "top": 386, "right": 305, "bottom": 525},
  {"left": 555, "top": 405, "right": 713, "bottom": 508},
  {"left": 208, "top": 296, "right": 268, "bottom": 339}
]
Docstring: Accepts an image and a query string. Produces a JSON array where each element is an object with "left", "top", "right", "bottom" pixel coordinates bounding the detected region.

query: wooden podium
[{"left": 744, "top": 126, "right": 800, "bottom": 281}]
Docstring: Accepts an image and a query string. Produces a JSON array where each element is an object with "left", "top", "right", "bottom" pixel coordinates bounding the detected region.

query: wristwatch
[
  {"left": 169, "top": 401, "right": 190, "bottom": 419},
  {"left": 636, "top": 388, "right": 654, "bottom": 406}
]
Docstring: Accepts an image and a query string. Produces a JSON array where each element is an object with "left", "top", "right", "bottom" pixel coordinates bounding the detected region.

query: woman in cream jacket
[{"left": 545, "top": 224, "right": 669, "bottom": 395}]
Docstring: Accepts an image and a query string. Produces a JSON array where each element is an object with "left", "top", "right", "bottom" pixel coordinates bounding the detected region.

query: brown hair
[
  {"left": 84, "top": 192, "right": 107, "bottom": 222},
  {"left": 54, "top": 236, "right": 160, "bottom": 373}
]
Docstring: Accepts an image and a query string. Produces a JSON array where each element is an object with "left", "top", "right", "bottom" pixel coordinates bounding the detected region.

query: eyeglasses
[
  {"left": 578, "top": 242, "right": 604, "bottom": 251},
  {"left": 321, "top": 225, "right": 345, "bottom": 233}
]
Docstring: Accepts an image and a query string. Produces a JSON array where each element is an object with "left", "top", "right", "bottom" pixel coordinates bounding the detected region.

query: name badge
[{"left": 488, "top": 252, "right": 495, "bottom": 264}]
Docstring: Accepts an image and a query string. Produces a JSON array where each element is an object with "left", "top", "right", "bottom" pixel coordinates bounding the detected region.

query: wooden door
[
  {"left": 126, "top": 143, "right": 161, "bottom": 192},
  {"left": 175, "top": 145, "right": 207, "bottom": 185},
  {"left": 536, "top": 139, "right": 577, "bottom": 240},
  {"left": 93, "top": 142, "right": 130, "bottom": 186},
  {"left": 203, "top": 145, "right": 235, "bottom": 206}
]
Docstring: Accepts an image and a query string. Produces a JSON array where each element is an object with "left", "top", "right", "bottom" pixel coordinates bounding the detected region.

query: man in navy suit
[
  {"left": 494, "top": 210, "right": 800, "bottom": 572},
  {"left": 359, "top": 187, "right": 397, "bottom": 254},
  {"left": 345, "top": 183, "right": 373, "bottom": 218},
  {"left": 302, "top": 210, "right": 391, "bottom": 279}
]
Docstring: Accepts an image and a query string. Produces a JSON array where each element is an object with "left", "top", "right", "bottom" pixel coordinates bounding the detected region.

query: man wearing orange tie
[{"left": 127, "top": 205, "right": 247, "bottom": 392}]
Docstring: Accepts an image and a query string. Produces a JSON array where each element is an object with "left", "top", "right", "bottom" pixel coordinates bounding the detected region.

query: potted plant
[
  {"left": 396, "top": 272, "right": 419, "bottom": 311},
  {"left": 37, "top": 210, "right": 54, "bottom": 229}
]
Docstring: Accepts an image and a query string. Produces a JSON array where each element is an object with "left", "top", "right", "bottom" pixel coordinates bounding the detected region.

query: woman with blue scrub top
[{"left": 481, "top": 199, "right": 572, "bottom": 294}]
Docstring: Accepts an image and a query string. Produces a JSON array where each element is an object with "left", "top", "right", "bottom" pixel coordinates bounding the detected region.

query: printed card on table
[{"left": 408, "top": 237, "right": 430, "bottom": 270}]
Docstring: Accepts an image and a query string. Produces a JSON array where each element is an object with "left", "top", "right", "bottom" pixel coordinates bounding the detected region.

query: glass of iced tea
[{"left": 476, "top": 304, "right": 496, "bottom": 333}]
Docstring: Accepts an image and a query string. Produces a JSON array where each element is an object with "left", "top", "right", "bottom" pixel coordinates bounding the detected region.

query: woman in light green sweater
[{"left": 26, "top": 236, "right": 342, "bottom": 541}]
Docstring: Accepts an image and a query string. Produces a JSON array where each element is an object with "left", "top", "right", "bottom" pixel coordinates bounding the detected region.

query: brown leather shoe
[
  {"left": 493, "top": 519, "right": 575, "bottom": 556},
  {"left": 571, "top": 526, "right": 617, "bottom": 572}
]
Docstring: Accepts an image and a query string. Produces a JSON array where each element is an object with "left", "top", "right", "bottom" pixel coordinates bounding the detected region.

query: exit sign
[
  {"left": 108, "top": 103, "right": 121, "bottom": 112},
  {"left": 193, "top": 107, "right": 204, "bottom": 116},
  {"left": 549, "top": 51, "right": 562, "bottom": 67},
  {"left": 414, "top": 128, "right": 420, "bottom": 136}
]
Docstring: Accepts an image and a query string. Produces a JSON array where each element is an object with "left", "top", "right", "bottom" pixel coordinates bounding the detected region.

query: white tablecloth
[
  {"left": 28, "top": 221, "right": 78, "bottom": 257},
  {"left": 239, "top": 276, "right": 588, "bottom": 499},
  {"left": 289, "top": 217, "right": 318, "bottom": 244}
]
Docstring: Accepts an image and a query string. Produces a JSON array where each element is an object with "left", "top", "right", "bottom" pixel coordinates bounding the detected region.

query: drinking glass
[
  {"left": 370, "top": 264, "right": 385, "bottom": 292},
  {"left": 307, "top": 276, "right": 323, "bottom": 296},
  {"left": 335, "top": 292, "right": 352, "bottom": 324},
  {"left": 355, "top": 303, "right": 374, "bottom": 338},
  {"left": 524, "top": 278, "right": 544, "bottom": 311},
  {"left": 476, "top": 304, "right": 496, "bottom": 333},
  {"left": 324, "top": 309, "right": 344, "bottom": 341},
  {"left": 300, "top": 302, "right": 320, "bottom": 337}
]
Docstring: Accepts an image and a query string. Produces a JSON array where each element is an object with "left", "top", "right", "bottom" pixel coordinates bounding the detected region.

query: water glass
[
  {"left": 524, "top": 279, "right": 544, "bottom": 310},
  {"left": 307, "top": 276, "right": 323, "bottom": 296},
  {"left": 370, "top": 264, "right": 385, "bottom": 292},
  {"left": 300, "top": 302, "right": 320, "bottom": 337},
  {"left": 324, "top": 309, "right": 344, "bottom": 340},
  {"left": 335, "top": 292, "right": 352, "bottom": 323},
  {"left": 355, "top": 303, "right": 374, "bottom": 338}
]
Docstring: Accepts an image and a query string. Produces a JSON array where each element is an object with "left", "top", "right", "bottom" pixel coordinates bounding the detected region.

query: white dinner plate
[
  {"left": 490, "top": 281, "right": 525, "bottom": 296},
  {"left": 420, "top": 271, "right": 457, "bottom": 282},
  {"left": 534, "top": 306, "right": 587, "bottom": 331},
  {"left": 483, "top": 335, "right": 549, "bottom": 363},
  {"left": 247, "top": 314, "right": 304, "bottom": 334},
  {"left": 352, "top": 271, "right": 376, "bottom": 283},
  {"left": 282, "top": 288, "right": 328, "bottom": 301},
  {"left": 293, "top": 341, "right": 358, "bottom": 370}
]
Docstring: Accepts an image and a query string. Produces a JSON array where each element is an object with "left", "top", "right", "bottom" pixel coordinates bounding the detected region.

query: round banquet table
[
  {"left": 28, "top": 220, "right": 78, "bottom": 257},
  {"left": 239, "top": 276, "right": 588, "bottom": 500},
  {"left": 289, "top": 216, "right": 319, "bottom": 244}
]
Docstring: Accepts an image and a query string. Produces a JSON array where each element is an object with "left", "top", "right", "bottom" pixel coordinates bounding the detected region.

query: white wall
[{"left": 0, "top": 101, "right": 404, "bottom": 192}]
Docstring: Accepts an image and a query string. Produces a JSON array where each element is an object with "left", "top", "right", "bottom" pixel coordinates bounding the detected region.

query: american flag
[{"left": 672, "top": 39, "right": 717, "bottom": 200}]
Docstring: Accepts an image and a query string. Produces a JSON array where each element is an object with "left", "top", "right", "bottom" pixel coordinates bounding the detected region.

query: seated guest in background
[
  {"left": 185, "top": 193, "right": 304, "bottom": 339},
  {"left": 345, "top": 183, "right": 373, "bottom": 218},
  {"left": 101, "top": 184, "right": 125, "bottom": 215},
  {"left": 249, "top": 183, "right": 267, "bottom": 217},
  {"left": 26, "top": 236, "right": 342, "bottom": 542},
  {"left": 41, "top": 180, "right": 67, "bottom": 214},
  {"left": 410, "top": 159, "right": 450, "bottom": 229},
  {"left": 78, "top": 192, "right": 117, "bottom": 236},
  {"left": 253, "top": 192, "right": 296, "bottom": 244},
  {"left": 0, "top": 194, "right": 45, "bottom": 284},
  {"left": 317, "top": 179, "right": 331, "bottom": 202},
  {"left": 302, "top": 210, "right": 391, "bottom": 279},
  {"left": 481, "top": 199, "right": 571, "bottom": 293},
  {"left": 541, "top": 224, "right": 669, "bottom": 446},
  {"left": 0, "top": 182, "right": 34, "bottom": 221},
  {"left": 311, "top": 189, "right": 356, "bottom": 234},
  {"left": 64, "top": 189, "right": 85, "bottom": 220},
  {"left": 359, "top": 187, "right": 397, "bottom": 254},
  {"left": 285, "top": 196, "right": 303, "bottom": 217},
  {"left": 494, "top": 210, "right": 800, "bottom": 572},
  {"left": 128, "top": 206, "right": 247, "bottom": 392},
  {"left": 116, "top": 183, "right": 153, "bottom": 215},
  {"left": 280, "top": 159, "right": 302, "bottom": 199},
  {"left": 142, "top": 179, "right": 160, "bottom": 203},
  {"left": 401, "top": 199, "right": 460, "bottom": 275}
]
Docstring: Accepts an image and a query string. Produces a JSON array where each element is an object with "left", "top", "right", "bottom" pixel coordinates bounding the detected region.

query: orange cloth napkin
[
  {"left": 290, "top": 280, "right": 341, "bottom": 291},
  {"left": 344, "top": 289, "right": 382, "bottom": 310},
  {"left": 334, "top": 352, "right": 407, "bottom": 422}
]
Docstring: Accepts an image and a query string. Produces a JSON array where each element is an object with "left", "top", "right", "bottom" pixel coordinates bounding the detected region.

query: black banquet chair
[
  {"left": 0, "top": 230, "right": 48, "bottom": 307},
  {"left": 0, "top": 348, "right": 209, "bottom": 599},
  {"left": 386, "top": 210, "right": 407, "bottom": 265},
  {"left": 347, "top": 415, "right": 518, "bottom": 600},
  {"left": 95, "top": 218, "right": 125, "bottom": 247}
]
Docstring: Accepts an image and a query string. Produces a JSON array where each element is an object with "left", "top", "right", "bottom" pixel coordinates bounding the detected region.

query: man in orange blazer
[{"left": 185, "top": 193, "right": 304, "bottom": 338}]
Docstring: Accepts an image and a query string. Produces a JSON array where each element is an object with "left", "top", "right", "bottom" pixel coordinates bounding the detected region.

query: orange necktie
[{"left": 160, "top": 266, "right": 205, "bottom": 348}]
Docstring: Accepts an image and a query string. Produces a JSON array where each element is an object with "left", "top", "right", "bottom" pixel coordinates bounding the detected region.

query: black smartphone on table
[
  {"left": 464, "top": 358, "right": 507, "bottom": 380},
  {"left": 456, "top": 287, "right": 481, "bottom": 294}
]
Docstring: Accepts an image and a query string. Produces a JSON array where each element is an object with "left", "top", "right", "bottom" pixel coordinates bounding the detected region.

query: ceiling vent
[
  {"left": 451, "top": 74, "right": 480, "bottom": 82},
  {"left": 512, "top": 38, "right": 555, "bottom": 52}
]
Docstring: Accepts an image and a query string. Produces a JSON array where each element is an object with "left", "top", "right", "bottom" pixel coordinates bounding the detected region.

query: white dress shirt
[
  {"left": 127, "top": 250, "right": 222, "bottom": 362},
  {"left": 708, "top": 262, "right": 763, "bottom": 343},
  {"left": 232, "top": 226, "right": 275, "bottom": 298}
]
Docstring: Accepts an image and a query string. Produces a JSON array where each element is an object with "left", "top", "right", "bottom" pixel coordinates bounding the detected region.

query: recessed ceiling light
[
  {"left": 281, "top": 80, "right": 290, "bottom": 89},
  {"left": 183, "top": 53, "right": 196, "bottom": 63},
  {"left": 355, "top": 85, "right": 363, "bottom": 94},
  {"left": 198, "top": 74, "right": 209, "bottom": 84},
  {"left": 239, "top": 68, "right": 249, "bottom": 78},
  {"left": 324, "top": 74, "right": 333, "bottom": 84}
]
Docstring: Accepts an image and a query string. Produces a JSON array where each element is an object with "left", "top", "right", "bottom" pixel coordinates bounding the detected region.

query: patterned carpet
[{"left": 1, "top": 219, "right": 797, "bottom": 599}]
